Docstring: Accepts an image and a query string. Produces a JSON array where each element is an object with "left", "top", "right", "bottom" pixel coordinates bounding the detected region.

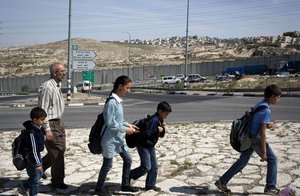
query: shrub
[{"left": 21, "top": 85, "right": 29, "bottom": 92}]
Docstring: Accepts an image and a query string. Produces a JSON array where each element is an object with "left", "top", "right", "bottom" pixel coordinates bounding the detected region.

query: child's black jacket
[
  {"left": 138, "top": 112, "right": 165, "bottom": 148},
  {"left": 22, "top": 120, "right": 45, "bottom": 167}
]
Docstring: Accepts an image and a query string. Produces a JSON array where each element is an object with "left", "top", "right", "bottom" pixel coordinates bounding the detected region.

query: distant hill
[{"left": 0, "top": 37, "right": 299, "bottom": 77}]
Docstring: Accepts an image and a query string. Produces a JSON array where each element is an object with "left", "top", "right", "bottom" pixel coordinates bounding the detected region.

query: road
[{"left": 0, "top": 92, "right": 299, "bottom": 130}]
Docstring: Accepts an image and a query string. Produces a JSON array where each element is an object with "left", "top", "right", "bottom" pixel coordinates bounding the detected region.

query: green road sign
[
  {"left": 72, "top": 45, "right": 79, "bottom": 50},
  {"left": 159, "top": 72, "right": 165, "bottom": 77},
  {"left": 82, "top": 71, "right": 94, "bottom": 82}
]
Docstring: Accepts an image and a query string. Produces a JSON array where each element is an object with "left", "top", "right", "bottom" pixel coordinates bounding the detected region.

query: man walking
[{"left": 38, "top": 62, "right": 68, "bottom": 189}]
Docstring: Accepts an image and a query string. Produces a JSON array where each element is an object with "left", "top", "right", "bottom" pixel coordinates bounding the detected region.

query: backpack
[
  {"left": 125, "top": 114, "right": 152, "bottom": 148},
  {"left": 12, "top": 130, "right": 27, "bottom": 170},
  {"left": 230, "top": 105, "right": 268, "bottom": 152},
  {"left": 87, "top": 97, "right": 114, "bottom": 154}
]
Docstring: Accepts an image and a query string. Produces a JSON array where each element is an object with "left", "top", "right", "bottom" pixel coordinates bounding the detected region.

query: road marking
[{"left": 124, "top": 101, "right": 151, "bottom": 106}]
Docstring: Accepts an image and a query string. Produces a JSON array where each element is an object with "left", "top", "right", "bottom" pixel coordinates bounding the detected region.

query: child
[
  {"left": 18, "top": 107, "right": 47, "bottom": 196},
  {"left": 95, "top": 75, "right": 139, "bottom": 194},
  {"left": 130, "top": 101, "right": 172, "bottom": 191},
  {"left": 214, "top": 84, "right": 282, "bottom": 195}
]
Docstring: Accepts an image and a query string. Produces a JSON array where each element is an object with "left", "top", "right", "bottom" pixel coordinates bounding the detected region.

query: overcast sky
[{"left": 0, "top": 0, "right": 299, "bottom": 47}]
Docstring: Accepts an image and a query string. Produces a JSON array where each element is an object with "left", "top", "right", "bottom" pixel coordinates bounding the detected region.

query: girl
[{"left": 95, "top": 75, "right": 139, "bottom": 194}]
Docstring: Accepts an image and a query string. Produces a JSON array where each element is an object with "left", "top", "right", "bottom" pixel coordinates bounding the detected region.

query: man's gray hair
[{"left": 49, "top": 63, "right": 61, "bottom": 74}]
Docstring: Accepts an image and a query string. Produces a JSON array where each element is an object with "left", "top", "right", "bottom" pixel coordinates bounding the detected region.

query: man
[{"left": 38, "top": 63, "right": 68, "bottom": 189}]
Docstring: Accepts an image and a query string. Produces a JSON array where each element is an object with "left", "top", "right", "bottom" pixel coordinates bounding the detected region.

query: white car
[
  {"left": 161, "top": 76, "right": 181, "bottom": 84},
  {"left": 185, "top": 74, "right": 206, "bottom": 83},
  {"left": 176, "top": 74, "right": 185, "bottom": 81},
  {"left": 76, "top": 81, "right": 92, "bottom": 92}
]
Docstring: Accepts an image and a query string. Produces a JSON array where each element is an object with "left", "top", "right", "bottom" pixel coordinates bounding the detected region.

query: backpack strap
[
  {"left": 250, "top": 105, "right": 268, "bottom": 115},
  {"left": 105, "top": 96, "right": 116, "bottom": 104}
]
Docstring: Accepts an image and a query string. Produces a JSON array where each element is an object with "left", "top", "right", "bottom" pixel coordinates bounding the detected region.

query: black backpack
[
  {"left": 230, "top": 105, "right": 268, "bottom": 152},
  {"left": 88, "top": 97, "right": 114, "bottom": 154},
  {"left": 12, "top": 130, "right": 27, "bottom": 170},
  {"left": 125, "top": 114, "right": 152, "bottom": 148}
]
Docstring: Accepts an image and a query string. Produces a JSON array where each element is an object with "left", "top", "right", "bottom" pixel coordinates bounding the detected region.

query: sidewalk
[{"left": 1, "top": 121, "right": 299, "bottom": 195}]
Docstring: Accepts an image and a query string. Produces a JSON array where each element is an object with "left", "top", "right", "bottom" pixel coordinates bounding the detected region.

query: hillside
[{"left": 0, "top": 37, "right": 299, "bottom": 77}]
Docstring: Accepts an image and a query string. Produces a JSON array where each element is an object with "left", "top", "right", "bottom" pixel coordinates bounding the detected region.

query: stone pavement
[{"left": 0, "top": 121, "right": 299, "bottom": 195}]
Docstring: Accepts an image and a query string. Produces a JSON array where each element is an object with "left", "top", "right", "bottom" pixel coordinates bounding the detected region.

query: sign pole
[{"left": 88, "top": 70, "right": 91, "bottom": 97}]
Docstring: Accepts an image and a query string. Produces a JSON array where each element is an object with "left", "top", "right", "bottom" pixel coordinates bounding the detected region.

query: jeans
[
  {"left": 220, "top": 138, "right": 277, "bottom": 189},
  {"left": 96, "top": 147, "right": 132, "bottom": 189},
  {"left": 25, "top": 163, "right": 43, "bottom": 196},
  {"left": 130, "top": 146, "right": 158, "bottom": 187}
]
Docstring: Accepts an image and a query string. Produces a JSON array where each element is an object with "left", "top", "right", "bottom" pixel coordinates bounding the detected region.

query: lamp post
[
  {"left": 184, "top": 0, "right": 189, "bottom": 77},
  {"left": 67, "top": 0, "right": 72, "bottom": 101},
  {"left": 122, "top": 30, "right": 131, "bottom": 65}
]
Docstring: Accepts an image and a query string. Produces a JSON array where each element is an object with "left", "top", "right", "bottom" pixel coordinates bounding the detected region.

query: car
[
  {"left": 161, "top": 76, "right": 181, "bottom": 84},
  {"left": 76, "top": 81, "right": 92, "bottom": 92},
  {"left": 185, "top": 74, "right": 206, "bottom": 83},
  {"left": 215, "top": 73, "right": 235, "bottom": 81},
  {"left": 176, "top": 74, "right": 185, "bottom": 81}
]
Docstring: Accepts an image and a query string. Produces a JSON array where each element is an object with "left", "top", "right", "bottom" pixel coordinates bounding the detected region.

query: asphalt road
[{"left": 0, "top": 92, "right": 299, "bottom": 131}]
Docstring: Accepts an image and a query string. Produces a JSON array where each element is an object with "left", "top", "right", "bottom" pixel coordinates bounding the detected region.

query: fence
[{"left": 1, "top": 54, "right": 300, "bottom": 93}]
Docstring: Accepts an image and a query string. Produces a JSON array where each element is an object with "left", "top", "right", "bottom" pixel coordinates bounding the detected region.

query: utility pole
[
  {"left": 184, "top": 0, "right": 190, "bottom": 77},
  {"left": 67, "top": 0, "right": 72, "bottom": 101}
]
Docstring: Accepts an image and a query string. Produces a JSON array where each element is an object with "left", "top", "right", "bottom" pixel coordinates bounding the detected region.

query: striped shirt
[{"left": 38, "top": 79, "right": 65, "bottom": 131}]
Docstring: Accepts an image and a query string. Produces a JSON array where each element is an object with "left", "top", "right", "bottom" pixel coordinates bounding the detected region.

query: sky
[{"left": 0, "top": 0, "right": 299, "bottom": 47}]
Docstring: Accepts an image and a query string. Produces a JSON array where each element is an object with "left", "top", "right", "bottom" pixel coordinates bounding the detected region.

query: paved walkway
[{"left": 0, "top": 121, "right": 299, "bottom": 195}]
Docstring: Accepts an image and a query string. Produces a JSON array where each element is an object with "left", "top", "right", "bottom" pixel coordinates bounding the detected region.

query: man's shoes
[
  {"left": 145, "top": 186, "right": 161, "bottom": 191},
  {"left": 121, "top": 185, "right": 139, "bottom": 192},
  {"left": 214, "top": 180, "right": 231, "bottom": 193},
  {"left": 51, "top": 183, "right": 68, "bottom": 189},
  {"left": 264, "top": 187, "right": 280, "bottom": 195},
  {"left": 17, "top": 184, "right": 29, "bottom": 196},
  {"left": 41, "top": 173, "right": 47, "bottom": 179}
]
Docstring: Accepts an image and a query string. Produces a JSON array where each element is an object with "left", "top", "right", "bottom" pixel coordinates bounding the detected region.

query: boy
[
  {"left": 215, "top": 84, "right": 282, "bottom": 195},
  {"left": 18, "top": 107, "right": 47, "bottom": 196},
  {"left": 130, "top": 101, "right": 172, "bottom": 191}
]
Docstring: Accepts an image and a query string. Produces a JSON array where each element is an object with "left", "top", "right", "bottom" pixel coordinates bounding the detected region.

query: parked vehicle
[
  {"left": 176, "top": 74, "right": 185, "bottom": 81},
  {"left": 161, "top": 76, "right": 181, "bottom": 84},
  {"left": 215, "top": 73, "right": 235, "bottom": 81},
  {"left": 185, "top": 74, "right": 206, "bottom": 83},
  {"left": 76, "top": 81, "right": 92, "bottom": 92}
]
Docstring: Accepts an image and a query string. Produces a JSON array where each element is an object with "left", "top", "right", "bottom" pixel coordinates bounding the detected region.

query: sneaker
[
  {"left": 145, "top": 186, "right": 161, "bottom": 191},
  {"left": 121, "top": 185, "right": 139, "bottom": 192},
  {"left": 214, "top": 180, "right": 231, "bottom": 193},
  {"left": 51, "top": 183, "right": 68, "bottom": 189},
  {"left": 264, "top": 187, "right": 280, "bottom": 195},
  {"left": 17, "top": 184, "right": 28, "bottom": 196}
]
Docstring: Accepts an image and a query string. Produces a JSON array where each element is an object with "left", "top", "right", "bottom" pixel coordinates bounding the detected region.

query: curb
[
  {"left": 10, "top": 102, "right": 104, "bottom": 108},
  {"left": 169, "top": 91, "right": 262, "bottom": 97},
  {"left": 169, "top": 91, "right": 300, "bottom": 97}
]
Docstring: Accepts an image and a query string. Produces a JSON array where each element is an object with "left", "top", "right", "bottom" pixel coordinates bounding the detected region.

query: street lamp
[
  {"left": 184, "top": 0, "right": 189, "bottom": 77},
  {"left": 122, "top": 30, "right": 131, "bottom": 65},
  {"left": 67, "top": 0, "right": 72, "bottom": 101}
]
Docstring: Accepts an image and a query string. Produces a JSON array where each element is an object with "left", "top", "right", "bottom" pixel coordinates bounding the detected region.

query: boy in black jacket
[
  {"left": 130, "top": 101, "right": 172, "bottom": 192},
  {"left": 18, "top": 107, "right": 47, "bottom": 196}
]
